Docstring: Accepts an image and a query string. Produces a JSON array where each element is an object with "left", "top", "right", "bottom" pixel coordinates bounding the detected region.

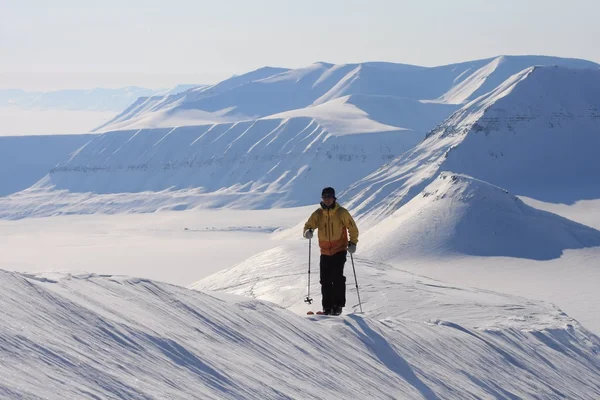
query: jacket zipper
[{"left": 327, "top": 210, "right": 332, "bottom": 252}]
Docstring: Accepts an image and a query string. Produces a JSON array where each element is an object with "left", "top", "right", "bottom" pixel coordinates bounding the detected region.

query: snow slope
[
  {"left": 262, "top": 95, "right": 408, "bottom": 135},
  {"left": 0, "top": 118, "right": 419, "bottom": 218},
  {"left": 360, "top": 173, "right": 600, "bottom": 261},
  {"left": 190, "top": 244, "right": 600, "bottom": 398},
  {"left": 2, "top": 264, "right": 600, "bottom": 399},
  {"left": 344, "top": 66, "right": 600, "bottom": 222},
  {"left": 94, "top": 67, "right": 289, "bottom": 132},
  {"left": 433, "top": 55, "right": 598, "bottom": 104},
  {"left": 0, "top": 134, "right": 94, "bottom": 196}
]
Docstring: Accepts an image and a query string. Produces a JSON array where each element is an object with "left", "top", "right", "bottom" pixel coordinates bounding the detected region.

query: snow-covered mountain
[
  {"left": 0, "top": 134, "right": 94, "bottom": 197},
  {"left": 0, "top": 118, "right": 414, "bottom": 218},
  {"left": 3, "top": 262, "right": 600, "bottom": 399},
  {"left": 96, "top": 55, "right": 599, "bottom": 133},
  {"left": 360, "top": 173, "right": 600, "bottom": 261},
  {"left": 344, "top": 66, "right": 600, "bottom": 222},
  {"left": 93, "top": 67, "right": 289, "bottom": 131},
  {"left": 2, "top": 57, "right": 599, "bottom": 219}
]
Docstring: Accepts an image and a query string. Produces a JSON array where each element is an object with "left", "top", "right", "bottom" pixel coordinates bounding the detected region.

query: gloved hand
[
  {"left": 348, "top": 242, "right": 357, "bottom": 254},
  {"left": 304, "top": 229, "right": 313, "bottom": 239}
]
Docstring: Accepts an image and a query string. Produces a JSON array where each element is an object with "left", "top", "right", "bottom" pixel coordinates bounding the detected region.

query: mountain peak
[
  {"left": 421, "top": 172, "right": 512, "bottom": 203},
  {"left": 361, "top": 172, "right": 600, "bottom": 261},
  {"left": 344, "top": 65, "right": 600, "bottom": 220}
]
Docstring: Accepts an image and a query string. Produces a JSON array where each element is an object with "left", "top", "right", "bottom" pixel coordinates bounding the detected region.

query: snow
[
  {"left": 2, "top": 247, "right": 600, "bottom": 398},
  {"left": 97, "top": 56, "right": 598, "bottom": 134},
  {"left": 521, "top": 196, "right": 600, "bottom": 231},
  {"left": 344, "top": 66, "right": 600, "bottom": 222},
  {"left": 360, "top": 172, "right": 600, "bottom": 261},
  {"left": 263, "top": 96, "right": 404, "bottom": 135},
  {"left": 92, "top": 107, "right": 245, "bottom": 132},
  {"left": 0, "top": 208, "right": 310, "bottom": 286},
  {"left": 435, "top": 56, "right": 506, "bottom": 104},
  {"left": 0, "top": 118, "right": 419, "bottom": 218},
  {"left": 433, "top": 55, "right": 599, "bottom": 104},
  {"left": 3, "top": 57, "right": 598, "bottom": 219},
  {"left": 0, "top": 134, "right": 94, "bottom": 196},
  {"left": 2, "top": 55, "right": 600, "bottom": 398},
  {"left": 188, "top": 243, "right": 600, "bottom": 397},
  {"left": 93, "top": 67, "right": 290, "bottom": 133}
]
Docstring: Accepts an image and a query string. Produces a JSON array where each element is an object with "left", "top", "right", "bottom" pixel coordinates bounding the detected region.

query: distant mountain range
[
  {"left": 95, "top": 55, "right": 598, "bottom": 132},
  {"left": 1, "top": 55, "right": 599, "bottom": 220}
]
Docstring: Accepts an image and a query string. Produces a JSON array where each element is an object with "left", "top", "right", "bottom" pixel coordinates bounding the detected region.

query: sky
[{"left": 1, "top": 0, "right": 599, "bottom": 90}]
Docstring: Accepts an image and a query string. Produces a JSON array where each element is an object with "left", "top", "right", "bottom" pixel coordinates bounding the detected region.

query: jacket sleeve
[
  {"left": 341, "top": 209, "right": 359, "bottom": 244},
  {"left": 303, "top": 209, "right": 320, "bottom": 236}
]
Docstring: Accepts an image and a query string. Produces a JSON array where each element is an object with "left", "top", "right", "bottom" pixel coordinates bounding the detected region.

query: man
[{"left": 303, "top": 187, "right": 359, "bottom": 316}]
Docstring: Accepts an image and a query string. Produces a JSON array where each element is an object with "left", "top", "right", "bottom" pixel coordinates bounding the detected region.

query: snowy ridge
[
  {"left": 343, "top": 66, "right": 600, "bottom": 222},
  {"left": 3, "top": 265, "right": 600, "bottom": 399},
  {"left": 435, "top": 55, "right": 506, "bottom": 104},
  {"left": 192, "top": 246, "right": 569, "bottom": 330},
  {"left": 96, "top": 56, "right": 598, "bottom": 133},
  {"left": 93, "top": 67, "right": 288, "bottom": 132},
  {"left": 343, "top": 94, "right": 459, "bottom": 133},
  {"left": 262, "top": 95, "right": 406, "bottom": 134},
  {"left": 191, "top": 244, "right": 600, "bottom": 398},
  {"left": 432, "top": 55, "right": 598, "bottom": 104},
  {"left": 360, "top": 172, "right": 600, "bottom": 261}
]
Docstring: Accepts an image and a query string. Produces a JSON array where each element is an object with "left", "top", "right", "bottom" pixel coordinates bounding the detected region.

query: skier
[{"left": 303, "top": 187, "right": 359, "bottom": 315}]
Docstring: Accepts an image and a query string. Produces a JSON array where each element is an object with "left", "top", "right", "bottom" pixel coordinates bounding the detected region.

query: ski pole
[
  {"left": 304, "top": 237, "right": 313, "bottom": 305},
  {"left": 350, "top": 253, "right": 363, "bottom": 313}
]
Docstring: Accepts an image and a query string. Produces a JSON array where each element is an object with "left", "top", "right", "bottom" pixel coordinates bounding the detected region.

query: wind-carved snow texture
[
  {"left": 344, "top": 66, "right": 600, "bottom": 223},
  {"left": 360, "top": 173, "right": 600, "bottom": 261},
  {"left": 190, "top": 244, "right": 600, "bottom": 399},
  {"left": 2, "top": 265, "right": 600, "bottom": 399}
]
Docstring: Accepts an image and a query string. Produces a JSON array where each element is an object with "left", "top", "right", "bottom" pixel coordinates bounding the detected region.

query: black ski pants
[{"left": 320, "top": 250, "right": 347, "bottom": 310}]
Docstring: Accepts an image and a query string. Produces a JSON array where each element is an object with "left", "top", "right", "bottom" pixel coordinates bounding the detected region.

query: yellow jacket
[{"left": 303, "top": 203, "right": 359, "bottom": 256}]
